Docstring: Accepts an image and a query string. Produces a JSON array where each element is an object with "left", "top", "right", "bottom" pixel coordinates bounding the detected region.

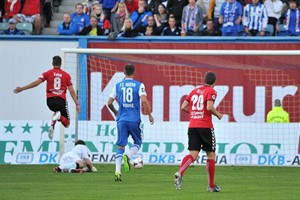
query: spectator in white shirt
[{"left": 264, "top": 0, "right": 283, "bottom": 35}]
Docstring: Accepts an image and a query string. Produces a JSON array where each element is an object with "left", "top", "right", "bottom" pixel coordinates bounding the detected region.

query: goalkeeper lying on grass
[{"left": 53, "top": 140, "right": 97, "bottom": 173}]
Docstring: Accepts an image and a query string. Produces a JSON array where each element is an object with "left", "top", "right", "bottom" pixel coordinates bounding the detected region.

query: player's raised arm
[{"left": 13, "top": 79, "right": 43, "bottom": 93}]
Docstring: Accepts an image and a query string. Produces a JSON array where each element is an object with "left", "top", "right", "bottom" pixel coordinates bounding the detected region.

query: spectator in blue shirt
[
  {"left": 284, "top": 0, "right": 300, "bottom": 36},
  {"left": 1, "top": 18, "right": 25, "bottom": 35},
  {"left": 243, "top": 0, "right": 268, "bottom": 36},
  {"left": 99, "top": 0, "right": 120, "bottom": 21},
  {"left": 70, "top": 3, "right": 90, "bottom": 35},
  {"left": 57, "top": 13, "right": 76, "bottom": 35},
  {"left": 219, "top": 0, "right": 243, "bottom": 36},
  {"left": 131, "top": 0, "right": 152, "bottom": 30}
]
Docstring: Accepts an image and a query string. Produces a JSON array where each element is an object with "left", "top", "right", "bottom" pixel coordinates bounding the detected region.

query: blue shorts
[{"left": 116, "top": 121, "right": 142, "bottom": 147}]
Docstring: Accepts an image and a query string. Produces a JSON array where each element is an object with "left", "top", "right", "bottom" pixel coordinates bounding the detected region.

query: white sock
[
  {"left": 128, "top": 145, "right": 139, "bottom": 159},
  {"left": 115, "top": 155, "right": 122, "bottom": 173}
]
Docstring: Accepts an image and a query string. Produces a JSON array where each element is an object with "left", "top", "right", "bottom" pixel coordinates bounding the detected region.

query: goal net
[{"left": 61, "top": 48, "right": 300, "bottom": 166}]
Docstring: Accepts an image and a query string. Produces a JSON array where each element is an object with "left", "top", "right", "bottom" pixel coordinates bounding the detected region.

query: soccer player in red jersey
[
  {"left": 14, "top": 55, "right": 80, "bottom": 140},
  {"left": 174, "top": 71, "right": 223, "bottom": 192}
]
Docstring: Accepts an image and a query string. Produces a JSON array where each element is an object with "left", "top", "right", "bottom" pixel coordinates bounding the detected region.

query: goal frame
[{"left": 60, "top": 48, "right": 300, "bottom": 158}]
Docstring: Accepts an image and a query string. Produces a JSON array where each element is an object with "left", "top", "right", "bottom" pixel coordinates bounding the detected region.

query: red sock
[
  {"left": 60, "top": 116, "right": 70, "bottom": 127},
  {"left": 206, "top": 159, "right": 215, "bottom": 188},
  {"left": 179, "top": 155, "right": 194, "bottom": 176}
]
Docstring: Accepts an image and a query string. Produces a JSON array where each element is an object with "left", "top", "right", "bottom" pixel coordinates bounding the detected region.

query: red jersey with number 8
[
  {"left": 185, "top": 85, "right": 217, "bottom": 128},
  {"left": 39, "top": 68, "right": 72, "bottom": 100}
]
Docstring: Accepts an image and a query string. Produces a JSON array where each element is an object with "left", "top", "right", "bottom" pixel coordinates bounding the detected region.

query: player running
[
  {"left": 107, "top": 64, "right": 154, "bottom": 181},
  {"left": 174, "top": 71, "right": 223, "bottom": 192}
]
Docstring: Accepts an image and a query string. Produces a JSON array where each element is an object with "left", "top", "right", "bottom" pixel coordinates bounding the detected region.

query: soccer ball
[{"left": 133, "top": 157, "right": 144, "bottom": 169}]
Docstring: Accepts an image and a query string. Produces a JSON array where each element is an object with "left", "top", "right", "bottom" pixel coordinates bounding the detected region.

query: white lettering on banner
[
  {"left": 89, "top": 72, "right": 298, "bottom": 122},
  {"left": 153, "top": 86, "right": 164, "bottom": 121},
  {"left": 272, "top": 86, "right": 298, "bottom": 104},
  {"left": 169, "top": 85, "right": 194, "bottom": 121},
  {"left": 91, "top": 72, "right": 123, "bottom": 120},
  {"left": 233, "top": 86, "right": 265, "bottom": 123}
]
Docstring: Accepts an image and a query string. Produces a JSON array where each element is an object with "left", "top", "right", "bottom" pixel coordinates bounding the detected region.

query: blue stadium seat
[
  {"left": 277, "top": 24, "right": 288, "bottom": 36},
  {"left": 16, "top": 23, "right": 33, "bottom": 35},
  {"left": 0, "top": 23, "right": 9, "bottom": 32},
  {"left": 266, "top": 24, "right": 274, "bottom": 36}
]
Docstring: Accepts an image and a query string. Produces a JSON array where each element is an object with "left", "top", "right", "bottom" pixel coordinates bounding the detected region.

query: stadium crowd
[{"left": 0, "top": 0, "right": 299, "bottom": 36}]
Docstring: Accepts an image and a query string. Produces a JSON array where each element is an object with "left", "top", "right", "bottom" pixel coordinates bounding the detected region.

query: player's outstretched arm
[
  {"left": 141, "top": 95, "right": 154, "bottom": 124},
  {"left": 13, "top": 79, "right": 43, "bottom": 93},
  {"left": 207, "top": 100, "right": 223, "bottom": 120},
  {"left": 68, "top": 85, "right": 80, "bottom": 112}
]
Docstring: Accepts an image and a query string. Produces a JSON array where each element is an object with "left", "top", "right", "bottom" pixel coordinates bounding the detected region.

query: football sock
[
  {"left": 179, "top": 154, "right": 194, "bottom": 176},
  {"left": 128, "top": 144, "right": 140, "bottom": 159},
  {"left": 115, "top": 148, "right": 124, "bottom": 173},
  {"left": 60, "top": 116, "right": 70, "bottom": 128},
  {"left": 206, "top": 159, "right": 216, "bottom": 188}
]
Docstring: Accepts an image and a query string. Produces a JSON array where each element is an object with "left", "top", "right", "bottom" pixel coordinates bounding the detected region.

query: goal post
[{"left": 59, "top": 48, "right": 300, "bottom": 166}]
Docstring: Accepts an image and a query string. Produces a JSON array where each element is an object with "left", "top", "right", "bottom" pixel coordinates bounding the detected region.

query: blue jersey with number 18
[{"left": 110, "top": 78, "right": 146, "bottom": 122}]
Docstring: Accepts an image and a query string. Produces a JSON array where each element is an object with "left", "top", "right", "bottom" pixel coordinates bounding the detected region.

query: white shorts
[
  {"left": 59, "top": 151, "right": 80, "bottom": 172},
  {"left": 16, "top": 14, "right": 40, "bottom": 23}
]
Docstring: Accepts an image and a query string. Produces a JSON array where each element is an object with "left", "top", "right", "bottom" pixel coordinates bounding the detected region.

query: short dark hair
[
  {"left": 75, "top": 3, "right": 83, "bottom": 8},
  {"left": 75, "top": 140, "right": 86, "bottom": 146},
  {"left": 168, "top": 15, "right": 176, "bottom": 21},
  {"left": 274, "top": 99, "right": 281, "bottom": 107},
  {"left": 204, "top": 71, "right": 216, "bottom": 85},
  {"left": 206, "top": 19, "right": 214, "bottom": 23},
  {"left": 125, "top": 64, "right": 135, "bottom": 76},
  {"left": 52, "top": 56, "right": 62, "bottom": 66}
]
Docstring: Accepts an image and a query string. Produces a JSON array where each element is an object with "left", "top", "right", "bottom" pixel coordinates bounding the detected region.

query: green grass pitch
[{"left": 0, "top": 164, "right": 299, "bottom": 200}]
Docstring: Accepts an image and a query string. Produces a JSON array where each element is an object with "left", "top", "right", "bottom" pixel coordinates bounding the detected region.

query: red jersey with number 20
[
  {"left": 186, "top": 85, "right": 217, "bottom": 128},
  {"left": 39, "top": 68, "right": 72, "bottom": 100}
]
